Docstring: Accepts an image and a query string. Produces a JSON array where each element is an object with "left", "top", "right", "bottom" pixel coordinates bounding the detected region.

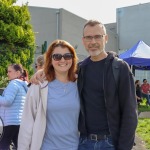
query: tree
[{"left": 0, "top": 0, "right": 35, "bottom": 78}]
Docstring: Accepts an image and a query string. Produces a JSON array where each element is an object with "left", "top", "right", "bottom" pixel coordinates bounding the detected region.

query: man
[
  {"left": 31, "top": 20, "right": 138, "bottom": 150},
  {"left": 77, "top": 20, "right": 137, "bottom": 150}
]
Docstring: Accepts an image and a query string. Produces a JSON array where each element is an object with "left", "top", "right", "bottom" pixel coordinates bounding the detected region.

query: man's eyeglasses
[
  {"left": 83, "top": 35, "right": 105, "bottom": 41},
  {"left": 52, "top": 53, "right": 73, "bottom": 61}
]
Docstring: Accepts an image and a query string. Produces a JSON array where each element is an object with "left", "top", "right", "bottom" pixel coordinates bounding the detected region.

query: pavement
[
  {"left": 138, "top": 111, "right": 150, "bottom": 118},
  {"left": 132, "top": 134, "right": 147, "bottom": 150},
  {"left": 132, "top": 111, "right": 150, "bottom": 150}
]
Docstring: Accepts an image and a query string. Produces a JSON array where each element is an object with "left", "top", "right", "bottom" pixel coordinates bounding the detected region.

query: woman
[
  {"left": 0, "top": 64, "right": 28, "bottom": 149},
  {"left": 18, "top": 40, "right": 80, "bottom": 150},
  {"left": 35, "top": 54, "right": 45, "bottom": 71},
  {"left": 135, "top": 80, "right": 142, "bottom": 105}
]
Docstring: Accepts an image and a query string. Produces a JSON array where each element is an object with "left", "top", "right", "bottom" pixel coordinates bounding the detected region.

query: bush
[
  {"left": 0, "top": 0, "right": 35, "bottom": 77},
  {"left": 138, "top": 98, "right": 150, "bottom": 112},
  {"left": 0, "top": 76, "right": 8, "bottom": 88}
]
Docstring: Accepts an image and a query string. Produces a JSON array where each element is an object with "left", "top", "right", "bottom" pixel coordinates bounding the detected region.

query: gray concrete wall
[
  {"left": 29, "top": 6, "right": 60, "bottom": 60},
  {"left": 117, "top": 2, "right": 150, "bottom": 51},
  {"left": 28, "top": 6, "right": 118, "bottom": 63},
  {"left": 59, "top": 9, "right": 88, "bottom": 61},
  {"left": 28, "top": 3, "right": 150, "bottom": 62},
  {"left": 29, "top": 7, "right": 88, "bottom": 62},
  {"left": 105, "top": 23, "right": 118, "bottom": 53}
]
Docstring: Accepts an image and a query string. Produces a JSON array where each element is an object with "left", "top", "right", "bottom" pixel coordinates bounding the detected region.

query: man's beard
[{"left": 88, "top": 49, "right": 104, "bottom": 56}]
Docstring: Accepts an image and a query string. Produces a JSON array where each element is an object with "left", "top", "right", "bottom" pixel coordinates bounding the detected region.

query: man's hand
[{"left": 30, "top": 69, "right": 45, "bottom": 84}]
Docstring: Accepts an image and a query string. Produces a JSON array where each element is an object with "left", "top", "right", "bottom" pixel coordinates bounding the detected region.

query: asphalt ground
[{"left": 132, "top": 111, "right": 150, "bottom": 150}]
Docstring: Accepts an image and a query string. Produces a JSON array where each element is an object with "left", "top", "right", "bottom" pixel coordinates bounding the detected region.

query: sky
[{"left": 15, "top": 0, "right": 150, "bottom": 24}]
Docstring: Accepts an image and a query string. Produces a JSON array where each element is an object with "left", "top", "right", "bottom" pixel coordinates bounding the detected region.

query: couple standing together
[{"left": 18, "top": 20, "right": 137, "bottom": 150}]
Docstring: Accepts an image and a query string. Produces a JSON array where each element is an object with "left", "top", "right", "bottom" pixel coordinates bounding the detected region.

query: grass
[
  {"left": 136, "top": 99, "right": 150, "bottom": 149},
  {"left": 138, "top": 105, "right": 150, "bottom": 112},
  {"left": 138, "top": 98, "right": 150, "bottom": 112},
  {"left": 136, "top": 118, "right": 150, "bottom": 149}
]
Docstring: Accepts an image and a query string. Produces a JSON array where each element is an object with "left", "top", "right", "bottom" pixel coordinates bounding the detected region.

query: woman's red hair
[{"left": 44, "top": 39, "right": 78, "bottom": 82}]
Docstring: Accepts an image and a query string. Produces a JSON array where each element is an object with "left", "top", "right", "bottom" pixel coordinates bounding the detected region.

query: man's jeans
[
  {"left": 142, "top": 93, "right": 150, "bottom": 104},
  {"left": 78, "top": 136, "right": 116, "bottom": 150}
]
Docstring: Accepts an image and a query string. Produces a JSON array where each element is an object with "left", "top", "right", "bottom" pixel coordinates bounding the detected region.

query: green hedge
[{"left": 0, "top": 0, "right": 35, "bottom": 77}]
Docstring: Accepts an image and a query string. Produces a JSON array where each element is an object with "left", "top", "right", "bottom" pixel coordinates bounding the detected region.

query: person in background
[
  {"left": 135, "top": 80, "right": 142, "bottom": 105},
  {"left": 30, "top": 19, "right": 138, "bottom": 150},
  {"left": 0, "top": 64, "right": 28, "bottom": 149},
  {"left": 18, "top": 40, "right": 80, "bottom": 150},
  {"left": 35, "top": 55, "right": 45, "bottom": 71},
  {"left": 27, "top": 55, "right": 45, "bottom": 88},
  {"left": 141, "top": 79, "right": 150, "bottom": 105}
]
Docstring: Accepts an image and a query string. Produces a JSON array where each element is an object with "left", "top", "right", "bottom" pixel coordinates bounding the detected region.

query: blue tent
[{"left": 119, "top": 40, "right": 150, "bottom": 67}]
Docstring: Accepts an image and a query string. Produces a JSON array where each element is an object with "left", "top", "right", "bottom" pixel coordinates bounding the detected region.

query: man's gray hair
[{"left": 83, "top": 19, "right": 106, "bottom": 35}]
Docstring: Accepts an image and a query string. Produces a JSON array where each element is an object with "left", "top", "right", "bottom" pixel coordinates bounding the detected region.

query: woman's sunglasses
[
  {"left": 35, "top": 64, "right": 40, "bottom": 69},
  {"left": 35, "top": 64, "right": 37, "bottom": 68},
  {"left": 52, "top": 53, "right": 73, "bottom": 61}
]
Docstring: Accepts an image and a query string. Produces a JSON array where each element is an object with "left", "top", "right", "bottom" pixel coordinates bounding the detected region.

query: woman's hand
[{"left": 30, "top": 69, "right": 45, "bottom": 84}]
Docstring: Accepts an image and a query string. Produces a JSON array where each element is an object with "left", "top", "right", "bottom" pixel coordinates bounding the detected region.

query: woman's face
[
  {"left": 35, "top": 63, "right": 43, "bottom": 71},
  {"left": 52, "top": 46, "right": 73, "bottom": 75},
  {"left": 7, "top": 66, "right": 21, "bottom": 80}
]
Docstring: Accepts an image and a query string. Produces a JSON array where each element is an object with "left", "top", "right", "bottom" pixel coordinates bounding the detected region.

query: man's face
[
  {"left": 144, "top": 80, "right": 147, "bottom": 84},
  {"left": 82, "top": 24, "right": 108, "bottom": 57}
]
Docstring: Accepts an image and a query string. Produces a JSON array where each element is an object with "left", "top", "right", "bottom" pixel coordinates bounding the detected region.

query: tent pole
[{"left": 131, "top": 65, "right": 135, "bottom": 76}]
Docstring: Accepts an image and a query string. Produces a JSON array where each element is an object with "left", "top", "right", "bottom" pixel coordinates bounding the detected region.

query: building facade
[
  {"left": 29, "top": 3, "right": 150, "bottom": 82},
  {"left": 28, "top": 6, "right": 118, "bottom": 63},
  {"left": 117, "top": 2, "right": 150, "bottom": 82},
  {"left": 117, "top": 2, "right": 150, "bottom": 51}
]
